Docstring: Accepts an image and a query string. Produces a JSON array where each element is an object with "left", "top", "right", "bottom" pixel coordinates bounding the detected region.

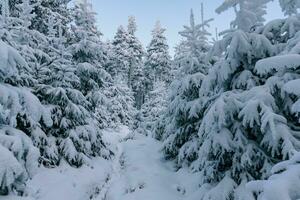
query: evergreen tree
[
  {"left": 109, "top": 25, "right": 130, "bottom": 80},
  {"left": 155, "top": 7, "right": 213, "bottom": 157},
  {"left": 216, "top": 0, "right": 272, "bottom": 32},
  {"left": 126, "top": 16, "right": 145, "bottom": 109},
  {"left": 0, "top": 5, "right": 50, "bottom": 193},
  {"left": 12, "top": 0, "right": 49, "bottom": 86},
  {"left": 35, "top": 15, "right": 109, "bottom": 166},
  {"left": 31, "top": 0, "right": 72, "bottom": 35},
  {"left": 177, "top": 9, "right": 213, "bottom": 75},
  {"left": 70, "top": 0, "right": 111, "bottom": 114},
  {"left": 186, "top": 1, "right": 281, "bottom": 198},
  {"left": 96, "top": 83, "right": 136, "bottom": 129},
  {"left": 136, "top": 81, "right": 167, "bottom": 136},
  {"left": 144, "top": 21, "right": 171, "bottom": 93},
  {"left": 245, "top": 6, "right": 300, "bottom": 198},
  {"left": 71, "top": 0, "right": 106, "bottom": 66},
  {"left": 158, "top": 0, "right": 300, "bottom": 199}
]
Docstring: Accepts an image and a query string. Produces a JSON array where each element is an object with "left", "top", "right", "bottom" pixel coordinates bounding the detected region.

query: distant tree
[
  {"left": 126, "top": 16, "right": 145, "bottom": 109},
  {"left": 136, "top": 81, "right": 167, "bottom": 136},
  {"left": 144, "top": 21, "right": 171, "bottom": 93},
  {"left": 109, "top": 25, "right": 130, "bottom": 80},
  {"left": 176, "top": 9, "right": 213, "bottom": 75}
]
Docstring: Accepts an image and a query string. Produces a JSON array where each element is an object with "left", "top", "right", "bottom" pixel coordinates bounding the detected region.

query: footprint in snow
[{"left": 125, "top": 182, "right": 146, "bottom": 194}]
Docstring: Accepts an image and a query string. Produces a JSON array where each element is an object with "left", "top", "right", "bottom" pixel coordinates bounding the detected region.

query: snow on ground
[
  {"left": 105, "top": 134, "right": 201, "bottom": 200},
  {"left": 1, "top": 157, "right": 111, "bottom": 200},
  {"left": 4, "top": 126, "right": 200, "bottom": 200}
]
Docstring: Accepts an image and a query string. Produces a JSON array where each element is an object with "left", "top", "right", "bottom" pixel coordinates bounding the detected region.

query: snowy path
[
  {"left": 105, "top": 135, "right": 185, "bottom": 200},
  {"left": 3, "top": 127, "right": 200, "bottom": 200},
  {"left": 102, "top": 128, "right": 201, "bottom": 200}
]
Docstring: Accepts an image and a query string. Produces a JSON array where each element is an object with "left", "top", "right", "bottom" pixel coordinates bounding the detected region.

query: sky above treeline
[{"left": 91, "top": 0, "right": 283, "bottom": 55}]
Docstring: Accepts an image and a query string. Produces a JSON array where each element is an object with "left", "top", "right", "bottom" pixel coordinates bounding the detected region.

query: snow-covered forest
[{"left": 1, "top": 0, "right": 300, "bottom": 199}]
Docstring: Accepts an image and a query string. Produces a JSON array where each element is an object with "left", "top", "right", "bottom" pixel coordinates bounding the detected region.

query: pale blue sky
[{"left": 91, "top": 0, "right": 283, "bottom": 55}]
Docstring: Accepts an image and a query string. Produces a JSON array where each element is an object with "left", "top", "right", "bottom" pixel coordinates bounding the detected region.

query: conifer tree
[
  {"left": 144, "top": 21, "right": 171, "bottom": 93},
  {"left": 136, "top": 81, "right": 167, "bottom": 136},
  {"left": 0, "top": 41, "right": 45, "bottom": 195},
  {"left": 35, "top": 14, "right": 109, "bottom": 166},
  {"left": 110, "top": 25, "right": 130, "bottom": 80},
  {"left": 156, "top": 7, "right": 213, "bottom": 155},
  {"left": 216, "top": 0, "right": 271, "bottom": 32},
  {"left": 70, "top": 0, "right": 111, "bottom": 111},
  {"left": 159, "top": 0, "right": 300, "bottom": 199},
  {"left": 126, "top": 16, "right": 145, "bottom": 109},
  {"left": 177, "top": 8, "right": 212, "bottom": 75},
  {"left": 0, "top": 3, "right": 50, "bottom": 194},
  {"left": 31, "top": 0, "right": 72, "bottom": 35},
  {"left": 245, "top": 4, "right": 300, "bottom": 198}
]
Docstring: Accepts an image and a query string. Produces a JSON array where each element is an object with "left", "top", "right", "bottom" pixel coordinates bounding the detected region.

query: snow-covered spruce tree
[
  {"left": 71, "top": 0, "right": 108, "bottom": 68},
  {"left": 35, "top": 12, "right": 109, "bottom": 167},
  {"left": 177, "top": 8, "right": 212, "bottom": 75},
  {"left": 103, "top": 39, "right": 137, "bottom": 128},
  {"left": 9, "top": 0, "right": 51, "bottom": 87},
  {"left": 100, "top": 83, "right": 136, "bottom": 129},
  {"left": 155, "top": 8, "right": 212, "bottom": 156},
  {"left": 70, "top": 0, "right": 116, "bottom": 128},
  {"left": 109, "top": 25, "right": 130, "bottom": 80},
  {"left": 1, "top": 0, "right": 61, "bottom": 170},
  {"left": 216, "top": 0, "right": 271, "bottom": 32},
  {"left": 136, "top": 81, "right": 167, "bottom": 136},
  {"left": 244, "top": 6, "right": 300, "bottom": 199},
  {"left": 0, "top": 32, "right": 51, "bottom": 195},
  {"left": 126, "top": 16, "right": 145, "bottom": 109},
  {"left": 138, "top": 22, "right": 171, "bottom": 135},
  {"left": 2, "top": 0, "right": 73, "bottom": 167},
  {"left": 162, "top": 1, "right": 300, "bottom": 199},
  {"left": 30, "top": 0, "right": 71, "bottom": 36},
  {"left": 144, "top": 21, "right": 171, "bottom": 93}
]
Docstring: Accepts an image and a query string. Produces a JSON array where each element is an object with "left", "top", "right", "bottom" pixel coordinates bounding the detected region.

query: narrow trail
[
  {"left": 95, "top": 138, "right": 125, "bottom": 200},
  {"left": 100, "top": 128, "right": 199, "bottom": 200},
  {"left": 90, "top": 127, "right": 129, "bottom": 200}
]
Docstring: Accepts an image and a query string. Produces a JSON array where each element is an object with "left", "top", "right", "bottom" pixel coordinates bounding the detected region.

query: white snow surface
[
  {"left": 255, "top": 54, "right": 300, "bottom": 75},
  {"left": 4, "top": 126, "right": 200, "bottom": 200},
  {"left": 283, "top": 79, "right": 300, "bottom": 96}
]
